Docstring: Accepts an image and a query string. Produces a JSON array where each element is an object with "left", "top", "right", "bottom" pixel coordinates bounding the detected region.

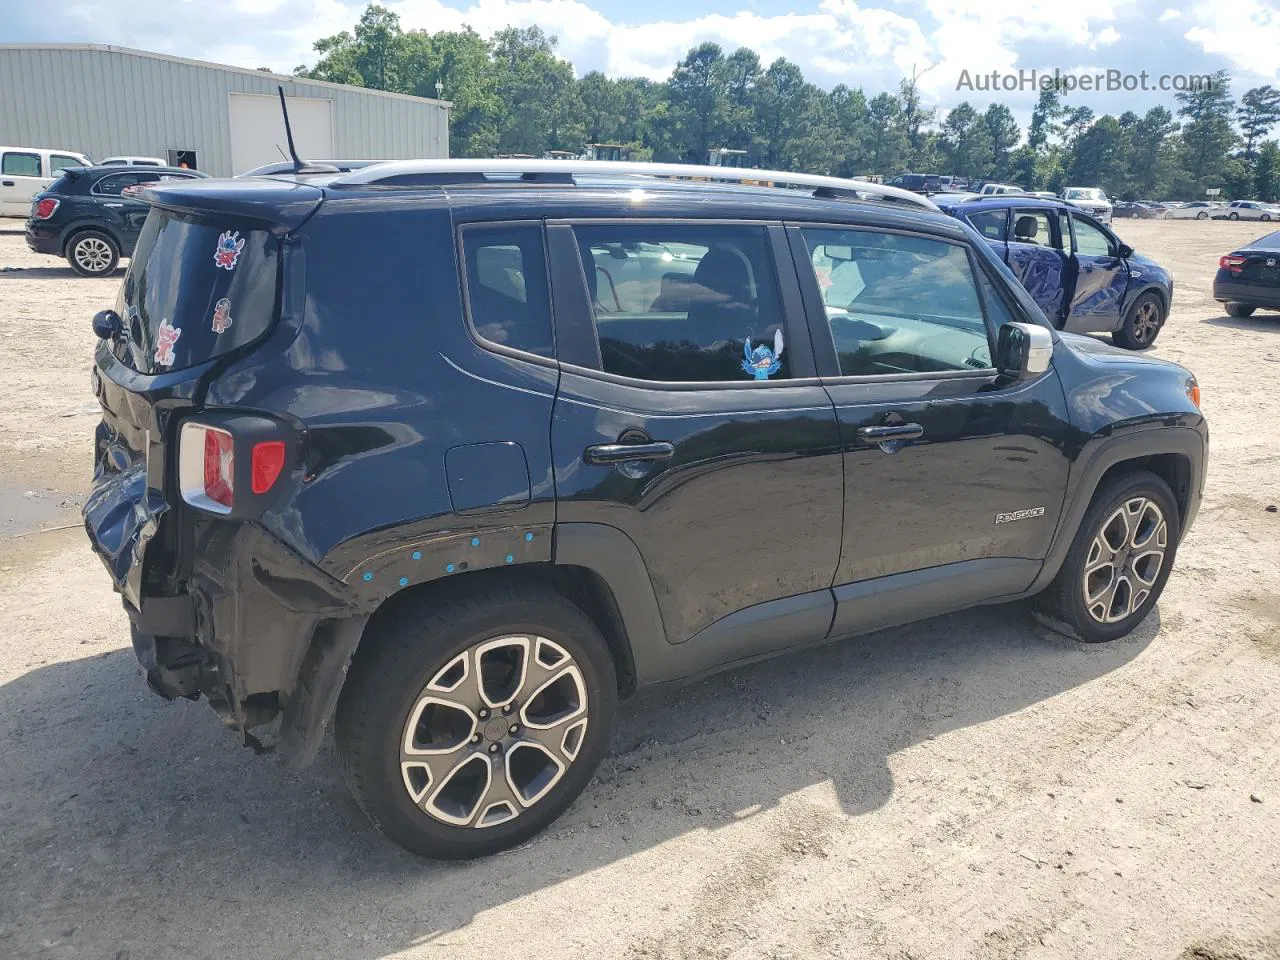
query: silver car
[
  {"left": 1225, "top": 200, "right": 1279, "bottom": 222},
  {"left": 1062, "top": 186, "right": 1113, "bottom": 223}
]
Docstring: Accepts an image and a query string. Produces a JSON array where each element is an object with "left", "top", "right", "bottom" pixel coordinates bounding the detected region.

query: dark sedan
[
  {"left": 935, "top": 195, "right": 1174, "bottom": 348},
  {"left": 1215, "top": 230, "right": 1280, "bottom": 317},
  {"left": 25, "top": 165, "right": 207, "bottom": 276}
]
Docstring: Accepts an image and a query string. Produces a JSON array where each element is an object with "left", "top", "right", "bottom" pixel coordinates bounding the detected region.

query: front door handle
[
  {"left": 1, "top": 180, "right": 13, "bottom": 187},
  {"left": 583, "top": 441, "right": 674, "bottom": 465},
  {"left": 103, "top": 202, "right": 124, "bottom": 208},
  {"left": 856, "top": 423, "right": 923, "bottom": 452}
]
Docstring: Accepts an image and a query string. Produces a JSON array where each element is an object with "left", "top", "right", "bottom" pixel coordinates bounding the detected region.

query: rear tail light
[
  {"left": 1220, "top": 254, "right": 1247, "bottom": 273},
  {"left": 179, "top": 420, "right": 290, "bottom": 515},
  {"left": 33, "top": 197, "right": 59, "bottom": 220}
]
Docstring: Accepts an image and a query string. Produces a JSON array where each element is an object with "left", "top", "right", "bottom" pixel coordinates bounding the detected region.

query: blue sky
[{"left": 11, "top": 0, "right": 1280, "bottom": 125}]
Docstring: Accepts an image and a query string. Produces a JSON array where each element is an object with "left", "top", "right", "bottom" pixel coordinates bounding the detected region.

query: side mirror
[
  {"left": 92, "top": 309, "right": 122, "bottom": 341},
  {"left": 1117, "top": 242, "right": 1134, "bottom": 258},
  {"left": 995, "top": 322, "right": 1053, "bottom": 380}
]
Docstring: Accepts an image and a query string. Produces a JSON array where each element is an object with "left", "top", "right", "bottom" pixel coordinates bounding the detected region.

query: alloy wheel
[
  {"left": 399, "top": 635, "right": 589, "bottom": 828},
  {"left": 1081, "top": 497, "right": 1168, "bottom": 624},
  {"left": 1131, "top": 300, "right": 1161, "bottom": 343},
  {"left": 74, "top": 237, "right": 112, "bottom": 273}
]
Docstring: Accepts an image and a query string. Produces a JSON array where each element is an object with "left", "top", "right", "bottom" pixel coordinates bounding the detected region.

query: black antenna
[{"left": 278, "top": 85, "right": 303, "bottom": 173}]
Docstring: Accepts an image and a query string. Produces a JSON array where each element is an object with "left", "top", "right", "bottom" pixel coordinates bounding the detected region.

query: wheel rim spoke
[{"left": 398, "top": 633, "right": 589, "bottom": 828}]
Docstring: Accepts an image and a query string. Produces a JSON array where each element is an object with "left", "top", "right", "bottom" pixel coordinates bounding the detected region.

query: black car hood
[{"left": 1057, "top": 331, "right": 1184, "bottom": 368}]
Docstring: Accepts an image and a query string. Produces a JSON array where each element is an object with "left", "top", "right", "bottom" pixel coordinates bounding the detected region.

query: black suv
[
  {"left": 83, "top": 162, "right": 1206, "bottom": 859},
  {"left": 25, "top": 165, "right": 206, "bottom": 276}
]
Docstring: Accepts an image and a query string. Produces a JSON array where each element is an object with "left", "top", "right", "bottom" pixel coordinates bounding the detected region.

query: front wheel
[
  {"left": 66, "top": 230, "right": 120, "bottom": 277},
  {"left": 1228, "top": 212, "right": 1240, "bottom": 221},
  {"left": 336, "top": 583, "right": 617, "bottom": 859},
  {"left": 1225, "top": 302, "right": 1256, "bottom": 318},
  {"left": 1035, "top": 470, "right": 1181, "bottom": 643},
  {"left": 1114, "top": 291, "right": 1165, "bottom": 349},
  {"left": 1262, "top": 214, "right": 1272, "bottom": 222},
  {"left": 1196, "top": 212, "right": 1208, "bottom": 220}
]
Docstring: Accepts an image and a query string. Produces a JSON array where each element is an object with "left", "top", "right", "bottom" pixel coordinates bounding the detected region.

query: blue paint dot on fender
[
  {"left": 446, "top": 563, "right": 455, "bottom": 573},
  {"left": 411, "top": 551, "right": 421, "bottom": 561},
  {"left": 524, "top": 532, "right": 534, "bottom": 542},
  {"left": 471, "top": 537, "right": 480, "bottom": 546},
  {"left": 399, "top": 577, "right": 409, "bottom": 587},
  {"left": 362, "top": 571, "right": 373, "bottom": 582},
  {"left": 505, "top": 554, "right": 514, "bottom": 564}
]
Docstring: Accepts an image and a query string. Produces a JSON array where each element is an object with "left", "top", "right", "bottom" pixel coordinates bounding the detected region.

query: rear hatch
[{"left": 84, "top": 178, "right": 323, "bottom": 608}]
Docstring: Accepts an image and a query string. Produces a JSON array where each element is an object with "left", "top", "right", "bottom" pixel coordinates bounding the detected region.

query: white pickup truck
[{"left": 0, "top": 146, "right": 92, "bottom": 217}]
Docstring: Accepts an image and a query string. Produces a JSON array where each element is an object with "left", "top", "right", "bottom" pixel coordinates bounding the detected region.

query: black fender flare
[{"left": 1021, "top": 424, "right": 1205, "bottom": 597}]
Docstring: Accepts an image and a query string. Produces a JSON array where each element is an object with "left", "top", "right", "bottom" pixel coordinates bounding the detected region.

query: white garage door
[{"left": 228, "top": 93, "right": 334, "bottom": 176}]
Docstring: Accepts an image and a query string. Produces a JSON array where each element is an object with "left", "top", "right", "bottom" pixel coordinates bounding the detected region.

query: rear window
[{"left": 112, "top": 210, "right": 279, "bottom": 374}]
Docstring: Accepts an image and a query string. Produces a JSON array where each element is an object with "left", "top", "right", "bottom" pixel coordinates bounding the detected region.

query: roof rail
[{"left": 331, "top": 159, "right": 941, "bottom": 212}]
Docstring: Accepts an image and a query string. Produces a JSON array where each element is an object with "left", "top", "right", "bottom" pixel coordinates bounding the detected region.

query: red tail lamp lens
[
  {"left": 34, "top": 198, "right": 59, "bottom": 219},
  {"left": 202, "top": 429, "right": 235, "bottom": 508},
  {"left": 251, "top": 441, "right": 286, "bottom": 494}
]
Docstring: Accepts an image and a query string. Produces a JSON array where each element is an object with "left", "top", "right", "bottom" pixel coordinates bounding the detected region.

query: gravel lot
[{"left": 0, "top": 218, "right": 1277, "bottom": 960}]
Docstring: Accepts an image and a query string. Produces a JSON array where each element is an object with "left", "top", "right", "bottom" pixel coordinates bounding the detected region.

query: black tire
[
  {"left": 1113, "top": 290, "right": 1166, "bottom": 349},
  {"left": 1034, "top": 470, "right": 1180, "bottom": 644},
  {"left": 1263, "top": 214, "right": 1272, "bottom": 222},
  {"left": 335, "top": 582, "right": 617, "bottom": 859},
  {"left": 1228, "top": 212, "right": 1240, "bottom": 221},
  {"left": 66, "top": 230, "right": 120, "bottom": 277},
  {"left": 1225, "top": 302, "right": 1256, "bottom": 318},
  {"left": 1196, "top": 212, "right": 1208, "bottom": 220}
]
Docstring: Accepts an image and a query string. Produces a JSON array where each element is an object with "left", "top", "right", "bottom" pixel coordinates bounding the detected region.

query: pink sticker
[
  {"left": 211, "top": 297, "right": 233, "bottom": 334},
  {"left": 154, "top": 319, "right": 181, "bottom": 367},
  {"left": 214, "top": 230, "right": 245, "bottom": 270}
]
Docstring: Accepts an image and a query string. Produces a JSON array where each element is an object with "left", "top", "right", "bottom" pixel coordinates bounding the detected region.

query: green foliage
[{"left": 298, "top": 4, "right": 1274, "bottom": 201}]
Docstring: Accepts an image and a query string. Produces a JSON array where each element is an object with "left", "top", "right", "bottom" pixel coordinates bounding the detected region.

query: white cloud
[
  {"left": 1091, "top": 26, "right": 1121, "bottom": 48},
  {"left": 1184, "top": 0, "right": 1280, "bottom": 79},
  {"left": 1157, "top": 8, "right": 1180, "bottom": 20}
]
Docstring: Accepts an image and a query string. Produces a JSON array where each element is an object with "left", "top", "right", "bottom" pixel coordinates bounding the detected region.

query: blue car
[{"left": 936, "top": 196, "right": 1172, "bottom": 349}]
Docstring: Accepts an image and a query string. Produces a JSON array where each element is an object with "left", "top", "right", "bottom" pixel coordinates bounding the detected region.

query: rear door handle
[
  {"left": 856, "top": 423, "right": 923, "bottom": 451},
  {"left": 583, "top": 441, "right": 674, "bottom": 465}
]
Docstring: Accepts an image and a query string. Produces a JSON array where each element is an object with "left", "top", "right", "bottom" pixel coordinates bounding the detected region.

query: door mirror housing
[
  {"left": 995, "top": 322, "right": 1053, "bottom": 380},
  {"left": 1117, "top": 242, "right": 1134, "bottom": 258}
]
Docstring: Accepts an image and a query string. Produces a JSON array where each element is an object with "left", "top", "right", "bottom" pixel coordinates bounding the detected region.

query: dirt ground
[{"left": 0, "top": 218, "right": 1277, "bottom": 960}]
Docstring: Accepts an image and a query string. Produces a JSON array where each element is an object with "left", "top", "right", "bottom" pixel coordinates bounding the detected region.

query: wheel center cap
[{"left": 482, "top": 716, "right": 509, "bottom": 742}]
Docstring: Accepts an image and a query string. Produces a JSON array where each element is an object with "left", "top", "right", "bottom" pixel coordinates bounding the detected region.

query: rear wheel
[
  {"left": 1196, "top": 212, "right": 1208, "bottom": 220},
  {"left": 1225, "top": 302, "right": 1256, "bottom": 318},
  {"left": 336, "top": 583, "right": 617, "bottom": 859},
  {"left": 1114, "top": 291, "right": 1165, "bottom": 349},
  {"left": 1228, "top": 211, "right": 1240, "bottom": 221},
  {"left": 1035, "top": 470, "right": 1180, "bottom": 644},
  {"left": 1263, "top": 214, "right": 1272, "bottom": 222},
  {"left": 66, "top": 230, "right": 119, "bottom": 277}
]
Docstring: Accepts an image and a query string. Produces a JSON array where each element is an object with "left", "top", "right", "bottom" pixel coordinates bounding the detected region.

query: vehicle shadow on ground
[
  {"left": 0, "top": 265, "right": 116, "bottom": 279},
  {"left": 0, "top": 603, "right": 1158, "bottom": 958},
  {"left": 1200, "top": 312, "right": 1280, "bottom": 332}
]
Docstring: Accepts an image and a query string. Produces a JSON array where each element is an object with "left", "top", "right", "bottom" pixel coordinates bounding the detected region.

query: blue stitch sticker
[{"left": 741, "top": 329, "right": 784, "bottom": 380}]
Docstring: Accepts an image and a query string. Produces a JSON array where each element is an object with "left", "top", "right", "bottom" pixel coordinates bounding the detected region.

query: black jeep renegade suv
[{"left": 84, "top": 161, "right": 1206, "bottom": 859}]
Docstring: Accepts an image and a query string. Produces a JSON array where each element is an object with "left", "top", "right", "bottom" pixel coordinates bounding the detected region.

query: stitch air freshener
[
  {"left": 211, "top": 298, "right": 233, "bottom": 334},
  {"left": 214, "top": 230, "right": 245, "bottom": 270}
]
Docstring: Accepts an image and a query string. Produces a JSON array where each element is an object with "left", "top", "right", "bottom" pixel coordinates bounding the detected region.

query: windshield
[
  {"left": 111, "top": 210, "right": 279, "bottom": 374},
  {"left": 1066, "top": 188, "right": 1106, "bottom": 200}
]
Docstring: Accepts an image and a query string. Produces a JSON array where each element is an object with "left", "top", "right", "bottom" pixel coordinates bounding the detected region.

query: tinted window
[
  {"left": 1009, "top": 210, "right": 1056, "bottom": 248},
  {"left": 94, "top": 173, "right": 144, "bottom": 196},
  {"left": 50, "top": 154, "right": 81, "bottom": 173},
  {"left": 461, "top": 223, "right": 554, "bottom": 358},
  {"left": 968, "top": 210, "right": 1008, "bottom": 241},
  {"left": 2, "top": 152, "right": 41, "bottom": 177},
  {"left": 114, "top": 211, "right": 279, "bottom": 374},
  {"left": 801, "top": 227, "right": 991, "bottom": 376},
  {"left": 573, "top": 223, "right": 788, "bottom": 383},
  {"left": 1072, "top": 216, "right": 1114, "bottom": 257}
]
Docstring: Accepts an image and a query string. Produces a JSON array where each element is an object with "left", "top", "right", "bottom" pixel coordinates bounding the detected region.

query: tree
[
  {"left": 1068, "top": 115, "right": 1128, "bottom": 193},
  {"left": 667, "top": 43, "right": 727, "bottom": 162},
  {"left": 1255, "top": 141, "right": 1280, "bottom": 203},
  {"left": 1176, "top": 70, "right": 1236, "bottom": 183},
  {"left": 1237, "top": 86, "right": 1280, "bottom": 158},
  {"left": 866, "top": 93, "right": 906, "bottom": 174},
  {"left": 579, "top": 72, "right": 625, "bottom": 144},
  {"left": 829, "top": 84, "right": 871, "bottom": 176},
  {"left": 983, "top": 103, "right": 1020, "bottom": 181},
  {"left": 719, "top": 48, "right": 761, "bottom": 150},
  {"left": 940, "top": 101, "right": 992, "bottom": 177},
  {"left": 896, "top": 69, "right": 936, "bottom": 169}
]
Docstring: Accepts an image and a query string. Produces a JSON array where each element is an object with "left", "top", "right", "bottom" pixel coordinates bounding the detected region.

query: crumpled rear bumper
[{"left": 83, "top": 460, "right": 169, "bottom": 613}]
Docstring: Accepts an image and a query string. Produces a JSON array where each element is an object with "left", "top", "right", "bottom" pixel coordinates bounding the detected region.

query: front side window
[
  {"left": 1071, "top": 215, "right": 1114, "bottom": 257},
  {"left": 460, "top": 223, "right": 554, "bottom": 358},
  {"left": 967, "top": 209, "right": 1008, "bottom": 242},
  {"left": 1009, "top": 210, "right": 1058, "bottom": 248},
  {"left": 573, "top": 223, "right": 789, "bottom": 383},
  {"left": 2, "top": 152, "right": 41, "bottom": 177},
  {"left": 801, "top": 227, "right": 992, "bottom": 376},
  {"left": 50, "top": 154, "right": 81, "bottom": 173}
]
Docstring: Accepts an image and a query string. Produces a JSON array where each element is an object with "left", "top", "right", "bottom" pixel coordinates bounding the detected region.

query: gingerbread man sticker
[{"left": 211, "top": 298, "right": 233, "bottom": 334}]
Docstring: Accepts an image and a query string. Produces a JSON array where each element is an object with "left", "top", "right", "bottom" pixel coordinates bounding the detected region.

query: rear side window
[
  {"left": 2, "top": 152, "right": 41, "bottom": 177},
  {"left": 94, "top": 173, "right": 144, "bottom": 196},
  {"left": 50, "top": 154, "right": 81, "bottom": 173},
  {"left": 801, "top": 227, "right": 991, "bottom": 376},
  {"left": 113, "top": 211, "right": 279, "bottom": 374},
  {"left": 573, "top": 223, "right": 789, "bottom": 383},
  {"left": 967, "top": 210, "right": 1008, "bottom": 241},
  {"left": 460, "top": 223, "right": 554, "bottom": 358}
]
